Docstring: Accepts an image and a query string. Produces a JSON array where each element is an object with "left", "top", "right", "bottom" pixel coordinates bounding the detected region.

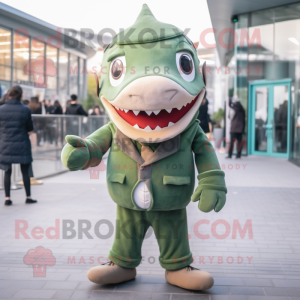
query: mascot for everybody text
[{"left": 61, "top": 4, "right": 227, "bottom": 291}]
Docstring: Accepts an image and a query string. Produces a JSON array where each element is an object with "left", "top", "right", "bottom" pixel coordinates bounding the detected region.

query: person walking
[
  {"left": 45, "top": 99, "right": 54, "bottom": 114},
  {"left": 65, "top": 94, "right": 88, "bottom": 135},
  {"left": 29, "top": 96, "right": 42, "bottom": 114},
  {"left": 52, "top": 100, "right": 63, "bottom": 115},
  {"left": 227, "top": 95, "right": 245, "bottom": 159},
  {"left": 197, "top": 94, "right": 212, "bottom": 138},
  {"left": 65, "top": 94, "right": 88, "bottom": 116},
  {"left": 0, "top": 85, "right": 37, "bottom": 206},
  {"left": 90, "top": 105, "right": 102, "bottom": 116}
]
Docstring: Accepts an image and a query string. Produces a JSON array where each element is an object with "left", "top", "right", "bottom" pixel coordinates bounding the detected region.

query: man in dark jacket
[
  {"left": 227, "top": 95, "right": 245, "bottom": 159},
  {"left": 65, "top": 94, "right": 88, "bottom": 116}
]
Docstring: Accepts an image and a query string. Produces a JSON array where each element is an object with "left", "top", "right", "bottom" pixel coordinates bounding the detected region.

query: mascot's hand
[
  {"left": 61, "top": 135, "right": 90, "bottom": 171},
  {"left": 191, "top": 188, "right": 226, "bottom": 213}
]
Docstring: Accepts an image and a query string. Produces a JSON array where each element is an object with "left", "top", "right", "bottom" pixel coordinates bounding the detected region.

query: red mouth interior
[{"left": 113, "top": 94, "right": 199, "bottom": 130}]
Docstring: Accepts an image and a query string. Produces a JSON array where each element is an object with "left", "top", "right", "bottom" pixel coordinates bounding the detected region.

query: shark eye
[
  {"left": 109, "top": 56, "right": 126, "bottom": 86},
  {"left": 180, "top": 54, "right": 193, "bottom": 74},
  {"left": 111, "top": 60, "right": 123, "bottom": 79},
  {"left": 176, "top": 51, "right": 195, "bottom": 82}
]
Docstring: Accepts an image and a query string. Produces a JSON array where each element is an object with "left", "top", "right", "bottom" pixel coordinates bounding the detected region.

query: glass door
[
  {"left": 272, "top": 85, "right": 289, "bottom": 154},
  {"left": 249, "top": 79, "right": 291, "bottom": 158},
  {"left": 254, "top": 86, "right": 269, "bottom": 152}
]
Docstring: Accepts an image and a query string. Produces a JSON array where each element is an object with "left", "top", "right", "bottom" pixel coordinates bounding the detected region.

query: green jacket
[{"left": 62, "top": 119, "right": 227, "bottom": 211}]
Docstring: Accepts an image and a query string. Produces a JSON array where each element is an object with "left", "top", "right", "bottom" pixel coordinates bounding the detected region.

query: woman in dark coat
[
  {"left": 52, "top": 100, "right": 63, "bottom": 115},
  {"left": 0, "top": 86, "right": 37, "bottom": 206},
  {"left": 197, "top": 96, "right": 212, "bottom": 138}
]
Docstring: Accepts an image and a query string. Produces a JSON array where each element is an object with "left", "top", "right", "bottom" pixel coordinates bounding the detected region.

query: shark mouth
[{"left": 112, "top": 94, "right": 199, "bottom": 131}]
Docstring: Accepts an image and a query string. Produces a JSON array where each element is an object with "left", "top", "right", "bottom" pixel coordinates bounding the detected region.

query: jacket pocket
[
  {"left": 163, "top": 176, "right": 190, "bottom": 186},
  {"left": 108, "top": 173, "right": 126, "bottom": 184}
]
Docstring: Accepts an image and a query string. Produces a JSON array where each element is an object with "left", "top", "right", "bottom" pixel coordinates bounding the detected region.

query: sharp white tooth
[
  {"left": 168, "top": 122, "right": 175, "bottom": 127},
  {"left": 177, "top": 106, "right": 183, "bottom": 110},
  {"left": 165, "top": 108, "right": 172, "bottom": 113},
  {"left": 153, "top": 110, "right": 161, "bottom": 115},
  {"left": 133, "top": 110, "right": 140, "bottom": 116},
  {"left": 115, "top": 106, "right": 120, "bottom": 110},
  {"left": 145, "top": 111, "right": 152, "bottom": 116},
  {"left": 120, "top": 108, "right": 124, "bottom": 111},
  {"left": 154, "top": 126, "right": 161, "bottom": 131},
  {"left": 133, "top": 124, "right": 140, "bottom": 129},
  {"left": 144, "top": 126, "right": 152, "bottom": 131},
  {"left": 124, "top": 109, "right": 129, "bottom": 113}
]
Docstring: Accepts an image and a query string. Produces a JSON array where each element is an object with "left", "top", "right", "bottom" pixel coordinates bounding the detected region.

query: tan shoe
[
  {"left": 165, "top": 266, "right": 214, "bottom": 290},
  {"left": 87, "top": 262, "right": 136, "bottom": 284},
  {"left": 18, "top": 178, "right": 43, "bottom": 186},
  {"left": 30, "top": 178, "right": 43, "bottom": 185}
]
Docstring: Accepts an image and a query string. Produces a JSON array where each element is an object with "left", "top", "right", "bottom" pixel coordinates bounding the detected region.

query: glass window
[
  {"left": 59, "top": 50, "right": 68, "bottom": 79},
  {"left": 45, "top": 89, "right": 57, "bottom": 102},
  {"left": 14, "top": 68, "right": 28, "bottom": 81},
  {"left": 0, "top": 66, "right": 10, "bottom": 81},
  {"left": 237, "top": 14, "right": 248, "bottom": 29},
  {"left": 249, "top": 9, "right": 275, "bottom": 81},
  {"left": 294, "top": 93, "right": 300, "bottom": 165},
  {"left": 273, "top": 85, "right": 289, "bottom": 153},
  {"left": 31, "top": 37, "right": 45, "bottom": 59},
  {"left": 46, "top": 45, "right": 58, "bottom": 90},
  {"left": 13, "top": 31, "right": 29, "bottom": 81},
  {"left": 79, "top": 58, "right": 84, "bottom": 100},
  {"left": 225, "top": 3, "right": 300, "bottom": 163},
  {"left": 247, "top": 23, "right": 274, "bottom": 81},
  {"left": 271, "top": 3, "right": 300, "bottom": 164},
  {"left": 30, "top": 38, "right": 45, "bottom": 85},
  {"left": 58, "top": 50, "right": 69, "bottom": 106},
  {"left": 0, "top": 28, "right": 11, "bottom": 66},
  {"left": 273, "top": 3, "right": 300, "bottom": 23},
  {"left": 251, "top": 9, "right": 274, "bottom": 27},
  {"left": 69, "top": 54, "right": 78, "bottom": 95},
  {"left": 0, "top": 80, "right": 11, "bottom": 94},
  {"left": 254, "top": 87, "right": 268, "bottom": 152},
  {"left": 59, "top": 87, "right": 68, "bottom": 107},
  {"left": 274, "top": 19, "right": 300, "bottom": 63}
]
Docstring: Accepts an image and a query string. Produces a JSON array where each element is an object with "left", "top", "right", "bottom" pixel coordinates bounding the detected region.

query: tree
[{"left": 82, "top": 74, "right": 103, "bottom": 111}]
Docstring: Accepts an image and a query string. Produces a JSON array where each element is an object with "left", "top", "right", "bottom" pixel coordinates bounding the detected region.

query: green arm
[
  {"left": 191, "top": 125, "right": 227, "bottom": 212},
  {"left": 61, "top": 123, "right": 113, "bottom": 171}
]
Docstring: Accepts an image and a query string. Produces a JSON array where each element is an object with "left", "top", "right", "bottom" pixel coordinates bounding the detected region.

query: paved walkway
[{"left": 1, "top": 153, "right": 300, "bottom": 300}]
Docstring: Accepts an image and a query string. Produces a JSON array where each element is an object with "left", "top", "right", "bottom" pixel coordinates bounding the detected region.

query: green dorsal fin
[
  {"left": 113, "top": 4, "right": 183, "bottom": 45},
  {"left": 137, "top": 3, "right": 156, "bottom": 20}
]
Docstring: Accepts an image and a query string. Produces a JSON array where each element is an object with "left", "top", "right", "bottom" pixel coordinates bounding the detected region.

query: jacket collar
[
  {"left": 115, "top": 129, "right": 180, "bottom": 166},
  {"left": 5, "top": 99, "right": 22, "bottom": 105}
]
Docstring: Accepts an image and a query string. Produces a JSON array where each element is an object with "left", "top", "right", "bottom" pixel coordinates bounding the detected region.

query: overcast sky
[{"left": 1, "top": 0, "right": 215, "bottom": 44}]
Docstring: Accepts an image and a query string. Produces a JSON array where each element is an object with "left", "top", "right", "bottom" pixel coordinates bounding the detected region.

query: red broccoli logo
[
  {"left": 88, "top": 161, "right": 106, "bottom": 179},
  {"left": 23, "top": 246, "right": 56, "bottom": 277},
  {"left": 24, "top": 56, "right": 57, "bottom": 88}
]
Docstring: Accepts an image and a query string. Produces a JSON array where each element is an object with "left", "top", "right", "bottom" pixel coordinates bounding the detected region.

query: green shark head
[{"left": 99, "top": 4, "right": 206, "bottom": 143}]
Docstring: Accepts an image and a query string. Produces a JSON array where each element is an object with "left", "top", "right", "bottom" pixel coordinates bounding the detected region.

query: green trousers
[{"left": 108, "top": 205, "right": 193, "bottom": 270}]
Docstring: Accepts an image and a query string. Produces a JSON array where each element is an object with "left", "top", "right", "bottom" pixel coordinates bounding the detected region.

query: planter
[{"left": 213, "top": 128, "right": 224, "bottom": 146}]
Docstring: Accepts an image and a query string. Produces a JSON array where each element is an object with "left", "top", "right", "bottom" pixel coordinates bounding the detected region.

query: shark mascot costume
[{"left": 61, "top": 4, "right": 227, "bottom": 291}]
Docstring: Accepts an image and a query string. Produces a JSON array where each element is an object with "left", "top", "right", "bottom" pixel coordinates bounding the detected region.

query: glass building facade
[
  {"left": 227, "top": 3, "right": 300, "bottom": 166},
  {"left": 0, "top": 26, "right": 87, "bottom": 106}
]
